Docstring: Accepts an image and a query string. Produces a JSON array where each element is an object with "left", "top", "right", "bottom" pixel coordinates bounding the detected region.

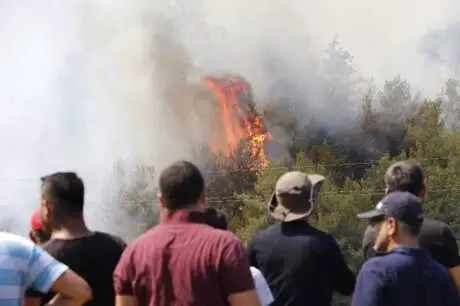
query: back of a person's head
[
  {"left": 203, "top": 207, "right": 228, "bottom": 230},
  {"left": 159, "top": 160, "right": 205, "bottom": 210},
  {"left": 41, "top": 172, "right": 85, "bottom": 217},
  {"left": 398, "top": 220, "right": 422, "bottom": 238},
  {"left": 384, "top": 161, "right": 424, "bottom": 196}
]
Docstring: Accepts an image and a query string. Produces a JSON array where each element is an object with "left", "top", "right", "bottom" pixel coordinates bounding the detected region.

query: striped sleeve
[{"left": 26, "top": 245, "right": 68, "bottom": 293}]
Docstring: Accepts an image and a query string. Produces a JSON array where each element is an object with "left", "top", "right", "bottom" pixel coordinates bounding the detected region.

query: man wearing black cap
[
  {"left": 353, "top": 192, "right": 459, "bottom": 306},
  {"left": 361, "top": 161, "right": 460, "bottom": 289},
  {"left": 247, "top": 171, "right": 355, "bottom": 306}
]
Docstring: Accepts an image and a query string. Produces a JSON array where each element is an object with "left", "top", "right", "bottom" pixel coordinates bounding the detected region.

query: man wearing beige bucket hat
[
  {"left": 267, "top": 172, "right": 325, "bottom": 222},
  {"left": 247, "top": 171, "right": 355, "bottom": 306}
]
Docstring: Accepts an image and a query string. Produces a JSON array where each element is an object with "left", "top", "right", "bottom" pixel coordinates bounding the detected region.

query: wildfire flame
[{"left": 201, "top": 76, "right": 272, "bottom": 168}]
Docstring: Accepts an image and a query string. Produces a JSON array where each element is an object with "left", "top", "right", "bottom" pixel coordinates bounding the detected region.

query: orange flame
[{"left": 202, "top": 76, "right": 272, "bottom": 168}]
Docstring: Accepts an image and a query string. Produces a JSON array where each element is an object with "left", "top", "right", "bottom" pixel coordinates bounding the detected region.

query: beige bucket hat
[{"left": 268, "top": 171, "right": 325, "bottom": 222}]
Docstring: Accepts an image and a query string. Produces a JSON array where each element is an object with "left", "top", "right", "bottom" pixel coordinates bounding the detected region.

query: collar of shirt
[
  {"left": 383, "top": 246, "right": 428, "bottom": 257},
  {"left": 280, "top": 219, "right": 311, "bottom": 227},
  {"left": 159, "top": 209, "right": 209, "bottom": 225}
]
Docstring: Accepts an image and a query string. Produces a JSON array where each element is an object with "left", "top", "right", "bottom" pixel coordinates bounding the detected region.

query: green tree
[
  {"left": 114, "top": 161, "right": 158, "bottom": 237},
  {"left": 441, "top": 79, "right": 460, "bottom": 131}
]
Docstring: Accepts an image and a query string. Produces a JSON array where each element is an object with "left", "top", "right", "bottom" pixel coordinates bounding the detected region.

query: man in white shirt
[{"left": 250, "top": 267, "right": 275, "bottom": 306}]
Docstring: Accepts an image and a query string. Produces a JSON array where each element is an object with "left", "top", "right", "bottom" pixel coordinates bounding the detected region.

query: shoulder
[
  {"left": 118, "top": 229, "right": 153, "bottom": 257},
  {"left": 308, "top": 226, "right": 341, "bottom": 250},
  {"left": 40, "top": 238, "right": 57, "bottom": 251},
  {"left": 319, "top": 228, "right": 339, "bottom": 243},
  {"left": 247, "top": 225, "right": 277, "bottom": 252},
  {"left": 355, "top": 259, "right": 387, "bottom": 297},
  {"left": 425, "top": 259, "right": 459, "bottom": 289},
  {"left": 361, "top": 256, "right": 381, "bottom": 269},
  {"left": 360, "top": 255, "right": 391, "bottom": 276},
  {"left": 94, "top": 231, "right": 127, "bottom": 249},
  {"left": 430, "top": 259, "right": 453, "bottom": 276},
  {"left": 0, "top": 232, "right": 35, "bottom": 258},
  {"left": 250, "top": 224, "right": 279, "bottom": 240},
  {"left": 0, "top": 232, "right": 34, "bottom": 247},
  {"left": 114, "top": 233, "right": 147, "bottom": 273},
  {"left": 210, "top": 228, "right": 245, "bottom": 251},
  {"left": 421, "top": 218, "right": 450, "bottom": 236},
  {"left": 0, "top": 234, "right": 68, "bottom": 279},
  {"left": 357, "top": 257, "right": 389, "bottom": 287},
  {"left": 181, "top": 222, "right": 243, "bottom": 246},
  {"left": 363, "top": 250, "right": 424, "bottom": 275},
  {"left": 201, "top": 229, "right": 249, "bottom": 263},
  {"left": 421, "top": 218, "right": 457, "bottom": 247},
  {"left": 430, "top": 259, "right": 449, "bottom": 271},
  {"left": 127, "top": 225, "right": 240, "bottom": 251}
]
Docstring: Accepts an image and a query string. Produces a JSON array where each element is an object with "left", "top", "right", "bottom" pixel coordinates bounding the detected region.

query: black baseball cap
[{"left": 357, "top": 191, "right": 424, "bottom": 226}]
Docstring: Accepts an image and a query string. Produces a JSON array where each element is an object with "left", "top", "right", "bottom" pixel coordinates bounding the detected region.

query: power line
[
  {"left": 0, "top": 156, "right": 455, "bottom": 182},
  {"left": 117, "top": 188, "right": 460, "bottom": 206}
]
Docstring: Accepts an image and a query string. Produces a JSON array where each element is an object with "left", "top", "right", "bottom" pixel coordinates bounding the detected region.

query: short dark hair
[
  {"left": 32, "top": 229, "right": 51, "bottom": 244},
  {"left": 159, "top": 161, "right": 205, "bottom": 210},
  {"left": 203, "top": 207, "right": 228, "bottom": 230},
  {"left": 41, "top": 172, "right": 85, "bottom": 217},
  {"left": 384, "top": 161, "right": 424, "bottom": 196},
  {"left": 397, "top": 220, "right": 422, "bottom": 237}
]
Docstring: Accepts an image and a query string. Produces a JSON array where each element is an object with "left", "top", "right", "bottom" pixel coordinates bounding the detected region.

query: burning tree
[
  {"left": 201, "top": 76, "right": 272, "bottom": 170},
  {"left": 198, "top": 76, "right": 274, "bottom": 226},
  {"left": 113, "top": 75, "right": 274, "bottom": 236}
]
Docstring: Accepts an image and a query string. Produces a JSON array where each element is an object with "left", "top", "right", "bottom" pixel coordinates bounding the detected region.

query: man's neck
[
  {"left": 387, "top": 238, "right": 419, "bottom": 251},
  {"left": 50, "top": 219, "right": 92, "bottom": 240}
]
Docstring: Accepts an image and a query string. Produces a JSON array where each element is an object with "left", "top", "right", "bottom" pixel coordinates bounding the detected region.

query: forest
[{"left": 114, "top": 42, "right": 460, "bottom": 305}]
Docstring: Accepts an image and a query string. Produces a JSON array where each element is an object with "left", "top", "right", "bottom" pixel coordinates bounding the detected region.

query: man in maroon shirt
[{"left": 113, "top": 160, "right": 260, "bottom": 306}]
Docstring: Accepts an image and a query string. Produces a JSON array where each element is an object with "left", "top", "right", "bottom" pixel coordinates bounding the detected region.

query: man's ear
[
  {"left": 29, "top": 231, "right": 36, "bottom": 243},
  {"left": 158, "top": 192, "right": 166, "bottom": 208},
  {"left": 385, "top": 187, "right": 390, "bottom": 195},
  {"left": 419, "top": 183, "right": 426, "bottom": 200},
  {"left": 41, "top": 202, "right": 51, "bottom": 222},
  {"left": 199, "top": 192, "right": 206, "bottom": 207},
  {"left": 387, "top": 217, "right": 397, "bottom": 236}
]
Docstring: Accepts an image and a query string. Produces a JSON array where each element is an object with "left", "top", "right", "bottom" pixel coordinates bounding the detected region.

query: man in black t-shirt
[
  {"left": 361, "top": 161, "right": 460, "bottom": 290},
  {"left": 26, "top": 172, "right": 126, "bottom": 305},
  {"left": 248, "top": 171, "right": 355, "bottom": 306}
]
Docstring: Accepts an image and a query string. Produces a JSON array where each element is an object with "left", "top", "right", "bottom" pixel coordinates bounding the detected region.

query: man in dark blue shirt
[
  {"left": 353, "top": 192, "right": 459, "bottom": 306},
  {"left": 362, "top": 161, "right": 460, "bottom": 289}
]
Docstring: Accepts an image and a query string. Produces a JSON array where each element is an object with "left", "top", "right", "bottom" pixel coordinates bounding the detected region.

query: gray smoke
[
  {"left": 0, "top": 0, "right": 458, "bottom": 235},
  {"left": 420, "top": 23, "right": 460, "bottom": 78}
]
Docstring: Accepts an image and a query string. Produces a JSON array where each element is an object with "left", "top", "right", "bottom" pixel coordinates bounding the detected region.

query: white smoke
[{"left": 0, "top": 0, "right": 458, "bottom": 235}]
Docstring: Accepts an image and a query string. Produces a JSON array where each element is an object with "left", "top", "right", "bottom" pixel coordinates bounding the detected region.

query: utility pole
[
  {"left": 455, "top": 39, "right": 459, "bottom": 78},
  {"left": 455, "top": 25, "right": 460, "bottom": 78}
]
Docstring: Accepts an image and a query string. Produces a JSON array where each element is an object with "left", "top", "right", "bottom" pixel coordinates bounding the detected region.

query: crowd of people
[{"left": 1, "top": 159, "right": 460, "bottom": 305}]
